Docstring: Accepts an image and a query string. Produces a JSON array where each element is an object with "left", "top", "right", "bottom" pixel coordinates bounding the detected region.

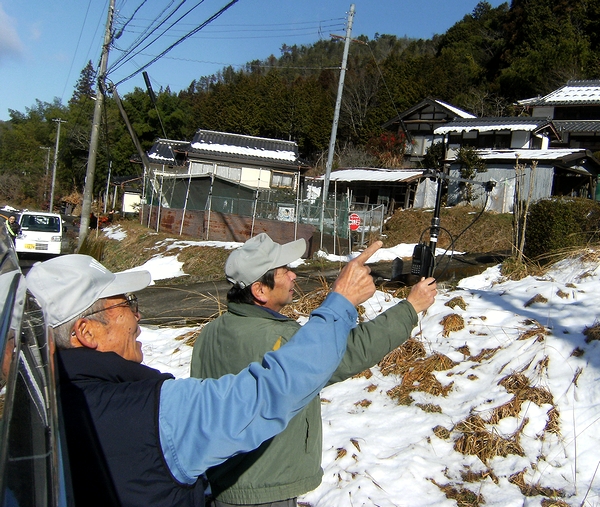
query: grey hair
[{"left": 52, "top": 299, "right": 109, "bottom": 349}]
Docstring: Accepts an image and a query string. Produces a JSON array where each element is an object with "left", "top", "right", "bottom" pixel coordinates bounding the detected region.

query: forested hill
[{"left": 1, "top": 0, "right": 600, "bottom": 208}]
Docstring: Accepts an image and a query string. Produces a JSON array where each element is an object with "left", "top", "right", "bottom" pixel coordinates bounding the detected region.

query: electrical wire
[
  {"left": 112, "top": 0, "right": 241, "bottom": 86},
  {"left": 108, "top": 0, "right": 189, "bottom": 74}
]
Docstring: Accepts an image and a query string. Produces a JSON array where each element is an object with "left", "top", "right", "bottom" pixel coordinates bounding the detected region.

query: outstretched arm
[{"left": 159, "top": 242, "right": 382, "bottom": 484}]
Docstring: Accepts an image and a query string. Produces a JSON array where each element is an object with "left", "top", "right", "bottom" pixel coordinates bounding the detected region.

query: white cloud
[{"left": 0, "top": 3, "right": 24, "bottom": 63}]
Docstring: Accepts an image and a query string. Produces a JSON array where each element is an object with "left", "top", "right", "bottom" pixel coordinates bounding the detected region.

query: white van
[{"left": 15, "top": 211, "right": 64, "bottom": 255}]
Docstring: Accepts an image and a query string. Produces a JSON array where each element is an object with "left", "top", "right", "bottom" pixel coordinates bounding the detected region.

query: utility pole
[
  {"left": 78, "top": 0, "right": 114, "bottom": 251},
  {"left": 50, "top": 119, "right": 66, "bottom": 212},
  {"left": 323, "top": 3, "right": 355, "bottom": 203},
  {"left": 39, "top": 146, "right": 51, "bottom": 202}
]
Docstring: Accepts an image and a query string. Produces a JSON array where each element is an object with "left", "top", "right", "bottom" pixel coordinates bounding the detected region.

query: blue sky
[{"left": 0, "top": 0, "right": 507, "bottom": 121}]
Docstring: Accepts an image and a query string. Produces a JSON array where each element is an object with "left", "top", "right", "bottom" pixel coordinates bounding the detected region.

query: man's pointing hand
[{"left": 332, "top": 241, "right": 382, "bottom": 307}]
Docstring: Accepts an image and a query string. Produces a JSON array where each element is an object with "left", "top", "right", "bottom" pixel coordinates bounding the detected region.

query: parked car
[
  {"left": 0, "top": 226, "right": 72, "bottom": 506},
  {"left": 15, "top": 212, "right": 64, "bottom": 256}
]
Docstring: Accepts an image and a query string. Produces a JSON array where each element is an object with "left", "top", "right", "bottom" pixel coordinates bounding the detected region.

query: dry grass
[
  {"left": 282, "top": 278, "right": 330, "bottom": 318},
  {"left": 524, "top": 294, "right": 548, "bottom": 308},
  {"left": 453, "top": 414, "right": 524, "bottom": 462},
  {"left": 441, "top": 313, "right": 465, "bottom": 337},
  {"left": 431, "top": 479, "right": 485, "bottom": 507},
  {"left": 383, "top": 206, "right": 513, "bottom": 254},
  {"left": 386, "top": 352, "right": 455, "bottom": 405},
  {"left": 488, "top": 373, "right": 554, "bottom": 426},
  {"left": 518, "top": 322, "right": 548, "bottom": 341},
  {"left": 378, "top": 339, "right": 427, "bottom": 376},
  {"left": 583, "top": 321, "right": 600, "bottom": 343},
  {"left": 508, "top": 470, "right": 565, "bottom": 499},
  {"left": 445, "top": 296, "right": 468, "bottom": 311}
]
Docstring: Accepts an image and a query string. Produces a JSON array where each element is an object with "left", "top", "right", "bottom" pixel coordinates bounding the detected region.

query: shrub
[{"left": 524, "top": 198, "right": 600, "bottom": 260}]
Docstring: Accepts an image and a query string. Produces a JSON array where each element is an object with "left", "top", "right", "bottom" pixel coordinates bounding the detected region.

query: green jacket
[{"left": 190, "top": 299, "right": 418, "bottom": 504}]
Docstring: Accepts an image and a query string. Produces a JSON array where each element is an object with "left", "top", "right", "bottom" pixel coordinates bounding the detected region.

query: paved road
[
  {"left": 136, "top": 252, "right": 505, "bottom": 327},
  {"left": 18, "top": 249, "right": 505, "bottom": 328}
]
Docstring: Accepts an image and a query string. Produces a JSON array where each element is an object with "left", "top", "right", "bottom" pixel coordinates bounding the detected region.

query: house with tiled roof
[
  {"left": 382, "top": 98, "right": 475, "bottom": 164},
  {"left": 517, "top": 79, "right": 600, "bottom": 154},
  {"left": 432, "top": 117, "right": 600, "bottom": 212}
]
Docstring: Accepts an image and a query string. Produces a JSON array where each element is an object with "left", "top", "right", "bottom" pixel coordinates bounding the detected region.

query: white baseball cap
[{"left": 26, "top": 254, "right": 151, "bottom": 327}]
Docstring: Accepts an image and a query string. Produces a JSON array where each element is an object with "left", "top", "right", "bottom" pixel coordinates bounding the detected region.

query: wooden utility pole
[
  {"left": 50, "top": 119, "right": 66, "bottom": 212},
  {"left": 78, "top": 0, "right": 114, "bottom": 251},
  {"left": 323, "top": 3, "right": 355, "bottom": 203}
]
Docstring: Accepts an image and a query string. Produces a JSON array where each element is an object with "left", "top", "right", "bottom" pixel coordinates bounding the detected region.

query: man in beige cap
[{"left": 191, "top": 233, "right": 437, "bottom": 507}]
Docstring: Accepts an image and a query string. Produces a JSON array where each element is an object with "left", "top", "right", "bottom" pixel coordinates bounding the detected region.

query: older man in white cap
[
  {"left": 191, "top": 233, "right": 437, "bottom": 507},
  {"left": 26, "top": 247, "right": 381, "bottom": 507}
]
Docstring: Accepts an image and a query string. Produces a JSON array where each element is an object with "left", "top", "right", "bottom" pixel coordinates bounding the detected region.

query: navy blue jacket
[{"left": 57, "top": 348, "right": 205, "bottom": 507}]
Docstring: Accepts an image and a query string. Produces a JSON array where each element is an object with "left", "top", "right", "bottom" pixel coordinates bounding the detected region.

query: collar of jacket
[
  {"left": 57, "top": 347, "right": 174, "bottom": 384},
  {"left": 226, "top": 302, "right": 293, "bottom": 321}
]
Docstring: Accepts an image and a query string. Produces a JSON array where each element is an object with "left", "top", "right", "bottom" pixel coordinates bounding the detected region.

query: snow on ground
[{"left": 109, "top": 225, "right": 600, "bottom": 506}]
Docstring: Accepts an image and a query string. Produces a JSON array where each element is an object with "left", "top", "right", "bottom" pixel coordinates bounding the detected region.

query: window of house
[{"left": 271, "top": 172, "right": 294, "bottom": 188}]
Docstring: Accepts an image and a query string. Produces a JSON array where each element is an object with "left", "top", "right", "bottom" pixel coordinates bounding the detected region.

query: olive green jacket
[{"left": 190, "top": 299, "right": 418, "bottom": 504}]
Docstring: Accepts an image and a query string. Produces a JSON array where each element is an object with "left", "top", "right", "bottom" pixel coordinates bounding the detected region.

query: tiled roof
[
  {"left": 518, "top": 80, "right": 600, "bottom": 106},
  {"left": 435, "top": 117, "right": 552, "bottom": 134},
  {"left": 147, "top": 139, "right": 189, "bottom": 165},
  {"left": 188, "top": 130, "right": 302, "bottom": 166},
  {"left": 553, "top": 120, "right": 600, "bottom": 133}
]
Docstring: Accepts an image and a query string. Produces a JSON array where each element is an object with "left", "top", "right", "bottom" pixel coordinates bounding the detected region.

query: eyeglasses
[{"left": 85, "top": 294, "right": 139, "bottom": 318}]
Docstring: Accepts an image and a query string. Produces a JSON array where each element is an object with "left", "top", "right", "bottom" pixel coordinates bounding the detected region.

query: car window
[
  {"left": 20, "top": 215, "right": 61, "bottom": 234},
  {"left": 0, "top": 227, "right": 71, "bottom": 507}
]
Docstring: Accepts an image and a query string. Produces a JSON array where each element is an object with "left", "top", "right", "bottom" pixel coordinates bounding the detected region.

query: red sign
[{"left": 349, "top": 213, "right": 361, "bottom": 231}]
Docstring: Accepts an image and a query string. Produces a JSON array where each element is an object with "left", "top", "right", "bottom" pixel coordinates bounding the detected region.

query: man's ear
[
  {"left": 250, "top": 281, "right": 268, "bottom": 304},
  {"left": 70, "top": 318, "right": 100, "bottom": 350}
]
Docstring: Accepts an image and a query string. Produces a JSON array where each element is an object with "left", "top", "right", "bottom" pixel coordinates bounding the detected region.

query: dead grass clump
[
  {"left": 365, "top": 384, "right": 377, "bottom": 392},
  {"left": 416, "top": 403, "right": 442, "bottom": 413},
  {"left": 441, "top": 313, "right": 465, "bottom": 337},
  {"left": 555, "top": 289, "right": 569, "bottom": 299},
  {"left": 433, "top": 425, "right": 451, "bottom": 440},
  {"left": 431, "top": 479, "right": 485, "bottom": 507},
  {"left": 508, "top": 470, "right": 565, "bottom": 499},
  {"left": 457, "top": 345, "right": 471, "bottom": 356},
  {"left": 524, "top": 294, "right": 548, "bottom": 307},
  {"left": 386, "top": 353, "right": 456, "bottom": 404},
  {"left": 583, "top": 321, "right": 600, "bottom": 343},
  {"left": 444, "top": 296, "right": 467, "bottom": 310},
  {"left": 175, "top": 330, "right": 202, "bottom": 347},
  {"left": 461, "top": 469, "right": 498, "bottom": 484},
  {"left": 445, "top": 296, "right": 468, "bottom": 311},
  {"left": 541, "top": 500, "right": 569, "bottom": 507},
  {"left": 378, "top": 338, "right": 426, "bottom": 376},
  {"left": 469, "top": 347, "right": 500, "bottom": 362},
  {"left": 519, "top": 322, "right": 549, "bottom": 341},
  {"left": 570, "top": 347, "right": 584, "bottom": 357},
  {"left": 489, "top": 373, "right": 555, "bottom": 425},
  {"left": 454, "top": 415, "right": 524, "bottom": 462},
  {"left": 354, "top": 399, "right": 372, "bottom": 408},
  {"left": 177, "top": 245, "right": 231, "bottom": 281},
  {"left": 544, "top": 407, "right": 561, "bottom": 435},
  {"left": 282, "top": 280, "right": 330, "bottom": 318},
  {"left": 353, "top": 368, "right": 373, "bottom": 379}
]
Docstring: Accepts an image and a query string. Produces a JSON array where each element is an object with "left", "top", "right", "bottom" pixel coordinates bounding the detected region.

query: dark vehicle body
[{"left": 0, "top": 225, "right": 72, "bottom": 506}]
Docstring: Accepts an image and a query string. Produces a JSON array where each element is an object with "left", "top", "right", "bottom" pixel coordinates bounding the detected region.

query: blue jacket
[{"left": 59, "top": 292, "right": 357, "bottom": 506}]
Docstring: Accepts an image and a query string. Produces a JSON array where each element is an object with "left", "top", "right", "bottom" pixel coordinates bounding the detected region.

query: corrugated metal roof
[
  {"left": 189, "top": 129, "right": 301, "bottom": 165},
  {"left": 518, "top": 80, "right": 600, "bottom": 106},
  {"left": 320, "top": 168, "right": 424, "bottom": 183},
  {"left": 435, "top": 117, "right": 551, "bottom": 134},
  {"left": 469, "top": 148, "right": 588, "bottom": 161}
]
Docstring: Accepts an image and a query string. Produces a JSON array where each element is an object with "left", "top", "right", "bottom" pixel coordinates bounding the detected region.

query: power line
[
  {"left": 109, "top": 0, "right": 189, "bottom": 73},
  {"left": 112, "top": 0, "right": 241, "bottom": 86}
]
